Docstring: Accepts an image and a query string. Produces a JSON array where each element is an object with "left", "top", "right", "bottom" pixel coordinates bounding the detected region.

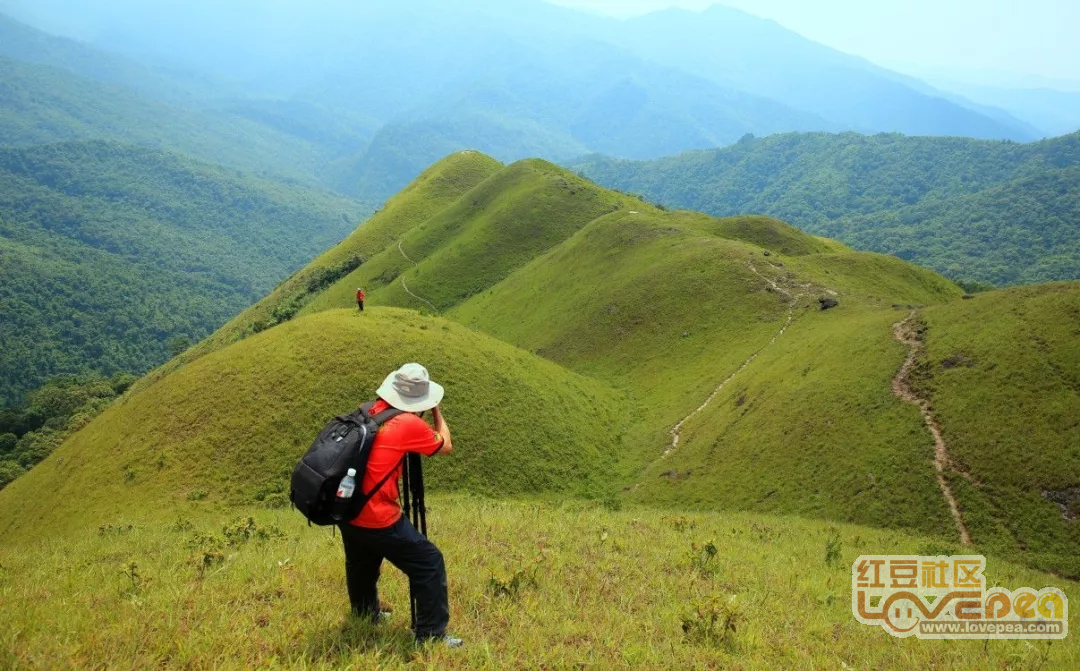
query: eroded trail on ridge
[
  {"left": 892, "top": 311, "right": 972, "bottom": 546},
  {"left": 397, "top": 240, "right": 439, "bottom": 312},
  {"left": 664, "top": 261, "right": 815, "bottom": 457}
]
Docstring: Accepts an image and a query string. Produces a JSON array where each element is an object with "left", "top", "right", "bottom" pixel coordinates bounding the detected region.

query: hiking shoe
[
  {"left": 419, "top": 635, "right": 464, "bottom": 648},
  {"left": 349, "top": 609, "right": 392, "bottom": 623}
]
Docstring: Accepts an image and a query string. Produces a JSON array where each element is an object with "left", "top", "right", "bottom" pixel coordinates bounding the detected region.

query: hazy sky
[{"left": 550, "top": 0, "right": 1080, "bottom": 83}]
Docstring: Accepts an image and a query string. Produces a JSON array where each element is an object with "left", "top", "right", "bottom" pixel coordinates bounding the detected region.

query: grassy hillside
[
  {"left": 2, "top": 497, "right": 1076, "bottom": 669},
  {"left": 4, "top": 150, "right": 1076, "bottom": 590},
  {"left": 916, "top": 282, "right": 1080, "bottom": 576},
  {"left": 574, "top": 131, "right": 1080, "bottom": 286},
  {"left": 0, "top": 140, "right": 367, "bottom": 403},
  {"left": 308, "top": 159, "right": 648, "bottom": 314},
  {"left": 132, "top": 150, "right": 503, "bottom": 395},
  {"left": 450, "top": 209, "right": 963, "bottom": 528},
  {"left": 0, "top": 309, "right": 626, "bottom": 541}
]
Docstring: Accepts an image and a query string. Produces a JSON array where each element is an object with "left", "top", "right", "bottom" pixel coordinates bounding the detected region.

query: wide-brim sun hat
[{"left": 376, "top": 363, "right": 444, "bottom": 412}]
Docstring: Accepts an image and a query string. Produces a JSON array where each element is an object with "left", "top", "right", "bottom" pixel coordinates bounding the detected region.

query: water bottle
[{"left": 331, "top": 468, "right": 357, "bottom": 521}]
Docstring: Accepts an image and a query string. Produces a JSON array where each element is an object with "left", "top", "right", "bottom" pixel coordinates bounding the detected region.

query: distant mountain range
[
  {"left": 574, "top": 131, "right": 1080, "bottom": 287},
  {"left": 0, "top": 1, "right": 1060, "bottom": 201}
]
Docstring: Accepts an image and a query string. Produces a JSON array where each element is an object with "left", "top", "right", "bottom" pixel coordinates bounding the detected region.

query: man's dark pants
[{"left": 339, "top": 516, "right": 449, "bottom": 640}]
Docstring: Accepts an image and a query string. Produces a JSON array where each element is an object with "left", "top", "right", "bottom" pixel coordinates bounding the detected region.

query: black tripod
[{"left": 399, "top": 451, "right": 426, "bottom": 632}]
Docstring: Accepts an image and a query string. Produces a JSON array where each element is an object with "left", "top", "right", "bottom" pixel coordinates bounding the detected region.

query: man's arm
[{"left": 430, "top": 405, "right": 453, "bottom": 455}]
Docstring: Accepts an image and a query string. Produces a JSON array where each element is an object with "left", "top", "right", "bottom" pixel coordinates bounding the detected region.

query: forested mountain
[
  {"left": 0, "top": 56, "right": 328, "bottom": 182},
  {"left": 0, "top": 1, "right": 1036, "bottom": 201},
  {"left": 0, "top": 12, "right": 225, "bottom": 103},
  {"left": 0, "top": 141, "right": 368, "bottom": 404},
  {"left": 575, "top": 131, "right": 1080, "bottom": 286}
]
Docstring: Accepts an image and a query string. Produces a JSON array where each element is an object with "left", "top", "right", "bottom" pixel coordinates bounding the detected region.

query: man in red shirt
[
  {"left": 356, "top": 288, "right": 366, "bottom": 311},
  {"left": 339, "top": 363, "right": 461, "bottom": 647}
]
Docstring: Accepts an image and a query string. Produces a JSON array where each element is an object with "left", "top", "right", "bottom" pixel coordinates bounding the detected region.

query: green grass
[
  {"left": 450, "top": 208, "right": 961, "bottom": 490},
  {"left": 306, "top": 159, "right": 651, "bottom": 314},
  {"left": 0, "top": 308, "right": 626, "bottom": 542},
  {"left": 916, "top": 282, "right": 1080, "bottom": 576},
  {"left": 1, "top": 497, "right": 1076, "bottom": 669},
  {"left": 636, "top": 305, "right": 954, "bottom": 534},
  {"left": 3, "top": 148, "right": 1078, "bottom": 663},
  {"left": 696, "top": 215, "right": 850, "bottom": 256},
  {"left": 127, "top": 150, "right": 501, "bottom": 396}
]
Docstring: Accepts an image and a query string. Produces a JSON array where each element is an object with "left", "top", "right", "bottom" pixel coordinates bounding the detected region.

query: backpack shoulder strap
[
  {"left": 357, "top": 401, "right": 402, "bottom": 426},
  {"left": 371, "top": 406, "right": 404, "bottom": 426},
  {"left": 359, "top": 455, "right": 404, "bottom": 503}
]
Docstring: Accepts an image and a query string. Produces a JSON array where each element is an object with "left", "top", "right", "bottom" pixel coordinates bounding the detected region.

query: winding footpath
[
  {"left": 397, "top": 240, "right": 439, "bottom": 312},
  {"left": 664, "top": 261, "right": 814, "bottom": 457},
  {"left": 892, "top": 311, "right": 972, "bottom": 545}
]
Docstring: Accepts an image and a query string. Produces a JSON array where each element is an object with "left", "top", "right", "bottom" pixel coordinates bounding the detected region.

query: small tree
[
  {"left": 167, "top": 336, "right": 192, "bottom": 358},
  {"left": 0, "top": 459, "right": 26, "bottom": 489},
  {"left": 0, "top": 433, "right": 16, "bottom": 456}
]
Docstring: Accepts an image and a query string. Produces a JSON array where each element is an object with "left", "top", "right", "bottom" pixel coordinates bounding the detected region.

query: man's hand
[{"left": 431, "top": 405, "right": 453, "bottom": 455}]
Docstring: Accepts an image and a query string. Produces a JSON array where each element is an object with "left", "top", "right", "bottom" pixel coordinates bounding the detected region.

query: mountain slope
[
  {"left": 0, "top": 309, "right": 626, "bottom": 541},
  {"left": 916, "top": 283, "right": 1080, "bottom": 575},
  {"left": 0, "top": 56, "right": 323, "bottom": 181},
  {"left": 246, "top": 155, "right": 974, "bottom": 541},
  {"left": 606, "top": 6, "right": 1034, "bottom": 141},
  {"left": 4, "top": 0, "right": 1025, "bottom": 202},
  {"left": 449, "top": 208, "right": 963, "bottom": 520},
  {"left": 820, "top": 165, "right": 1080, "bottom": 285},
  {"left": 574, "top": 131, "right": 1080, "bottom": 285},
  {"left": 0, "top": 11, "right": 225, "bottom": 102},
  {"left": 308, "top": 159, "right": 647, "bottom": 313},
  {"left": 4, "top": 151, "right": 1076, "bottom": 579},
  {"left": 135, "top": 150, "right": 504, "bottom": 395},
  {"left": 0, "top": 140, "right": 367, "bottom": 404}
]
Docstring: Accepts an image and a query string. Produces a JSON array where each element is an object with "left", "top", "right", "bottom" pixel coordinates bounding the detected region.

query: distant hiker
[
  {"left": 356, "top": 288, "right": 366, "bottom": 311},
  {"left": 339, "top": 363, "right": 461, "bottom": 648}
]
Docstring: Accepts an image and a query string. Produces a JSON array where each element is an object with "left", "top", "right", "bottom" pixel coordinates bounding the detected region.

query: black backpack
[{"left": 290, "top": 401, "right": 403, "bottom": 525}]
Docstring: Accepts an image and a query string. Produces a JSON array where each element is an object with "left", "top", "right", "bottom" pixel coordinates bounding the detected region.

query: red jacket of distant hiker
[
  {"left": 356, "top": 289, "right": 366, "bottom": 302},
  {"left": 349, "top": 399, "right": 443, "bottom": 529}
]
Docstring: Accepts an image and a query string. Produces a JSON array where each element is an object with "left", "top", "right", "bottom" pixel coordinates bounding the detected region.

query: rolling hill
[
  {"left": 8, "top": 150, "right": 1075, "bottom": 579},
  {"left": 0, "top": 307, "right": 626, "bottom": 542},
  {"left": 0, "top": 140, "right": 368, "bottom": 404},
  {"left": 1, "top": 150, "right": 1078, "bottom": 667},
  {"left": 574, "top": 131, "right": 1080, "bottom": 286}
]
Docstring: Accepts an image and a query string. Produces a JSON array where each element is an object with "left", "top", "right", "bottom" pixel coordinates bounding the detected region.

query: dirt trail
[
  {"left": 892, "top": 311, "right": 972, "bottom": 546},
  {"left": 664, "top": 261, "right": 814, "bottom": 457},
  {"left": 397, "top": 240, "right": 439, "bottom": 312}
]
